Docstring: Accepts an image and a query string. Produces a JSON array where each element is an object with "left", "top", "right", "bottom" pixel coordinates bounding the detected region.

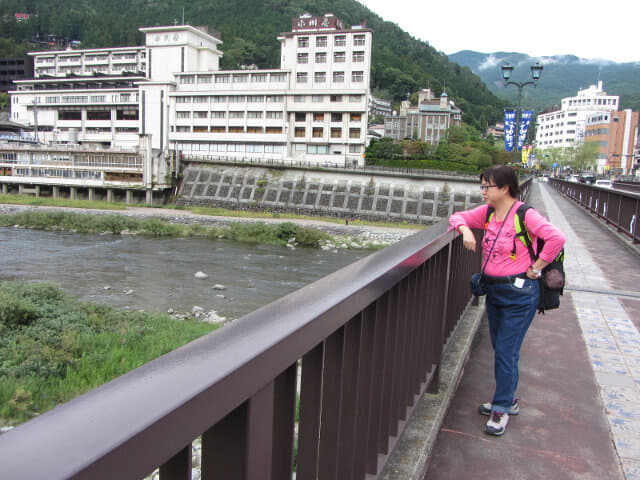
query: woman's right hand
[{"left": 461, "top": 228, "right": 477, "bottom": 252}]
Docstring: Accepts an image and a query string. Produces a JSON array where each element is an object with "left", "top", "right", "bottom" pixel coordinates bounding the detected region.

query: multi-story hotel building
[
  {"left": 585, "top": 109, "right": 639, "bottom": 175},
  {"left": 9, "top": 13, "right": 372, "bottom": 177},
  {"left": 536, "top": 81, "right": 619, "bottom": 149}
]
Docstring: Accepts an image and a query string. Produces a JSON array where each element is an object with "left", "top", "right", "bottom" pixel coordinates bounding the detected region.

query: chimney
[{"left": 440, "top": 92, "right": 449, "bottom": 109}]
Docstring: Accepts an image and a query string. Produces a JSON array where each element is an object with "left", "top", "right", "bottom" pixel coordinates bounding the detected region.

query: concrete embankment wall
[{"left": 177, "top": 163, "right": 484, "bottom": 223}]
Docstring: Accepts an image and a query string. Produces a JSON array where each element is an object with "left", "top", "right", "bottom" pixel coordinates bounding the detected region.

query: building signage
[
  {"left": 504, "top": 109, "right": 516, "bottom": 152},
  {"left": 292, "top": 16, "right": 344, "bottom": 31}
]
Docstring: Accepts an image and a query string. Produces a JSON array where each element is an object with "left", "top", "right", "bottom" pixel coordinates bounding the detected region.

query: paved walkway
[{"left": 425, "top": 181, "right": 640, "bottom": 479}]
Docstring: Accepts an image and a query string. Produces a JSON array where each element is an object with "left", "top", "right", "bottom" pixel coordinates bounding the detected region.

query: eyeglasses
[{"left": 480, "top": 184, "right": 498, "bottom": 191}]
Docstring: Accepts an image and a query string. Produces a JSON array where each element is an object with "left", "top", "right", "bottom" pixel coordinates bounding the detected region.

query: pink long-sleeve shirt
[{"left": 449, "top": 201, "right": 566, "bottom": 277}]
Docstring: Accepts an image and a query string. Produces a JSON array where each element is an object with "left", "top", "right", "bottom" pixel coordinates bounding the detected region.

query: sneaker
[
  {"left": 478, "top": 399, "right": 519, "bottom": 416},
  {"left": 485, "top": 411, "right": 509, "bottom": 436}
]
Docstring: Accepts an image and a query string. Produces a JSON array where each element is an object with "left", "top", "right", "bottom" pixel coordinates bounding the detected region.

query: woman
[{"left": 449, "top": 165, "right": 565, "bottom": 436}]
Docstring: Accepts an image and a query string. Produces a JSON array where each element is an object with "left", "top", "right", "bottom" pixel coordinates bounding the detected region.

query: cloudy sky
[{"left": 358, "top": 0, "right": 640, "bottom": 63}]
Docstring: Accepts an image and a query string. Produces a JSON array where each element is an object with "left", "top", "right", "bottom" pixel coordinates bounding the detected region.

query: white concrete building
[
  {"left": 9, "top": 13, "right": 372, "bottom": 173},
  {"left": 536, "top": 81, "right": 619, "bottom": 149}
]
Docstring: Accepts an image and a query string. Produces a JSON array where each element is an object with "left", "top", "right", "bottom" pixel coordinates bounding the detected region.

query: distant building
[
  {"left": 487, "top": 123, "right": 504, "bottom": 140},
  {"left": 536, "top": 81, "right": 619, "bottom": 149},
  {"left": 383, "top": 88, "right": 462, "bottom": 143},
  {"left": 369, "top": 95, "right": 392, "bottom": 119},
  {"left": 585, "top": 109, "right": 639, "bottom": 175},
  {"left": 0, "top": 57, "right": 33, "bottom": 93}
]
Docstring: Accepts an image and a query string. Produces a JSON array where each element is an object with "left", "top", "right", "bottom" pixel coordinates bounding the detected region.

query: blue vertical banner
[
  {"left": 504, "top": 109, "right": 516, "bottom": 152},
  {"left": 517, "top": 110, "right": 533, "bottom": 151}
]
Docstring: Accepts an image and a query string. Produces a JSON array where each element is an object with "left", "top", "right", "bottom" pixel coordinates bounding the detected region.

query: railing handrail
[{"left": 0, "top": 220, "right": 460, "bottom": 480}]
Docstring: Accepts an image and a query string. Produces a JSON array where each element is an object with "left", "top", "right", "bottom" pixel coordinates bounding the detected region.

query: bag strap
[{"left": 481, "top": 202, "right": 516, "bottom": 274}]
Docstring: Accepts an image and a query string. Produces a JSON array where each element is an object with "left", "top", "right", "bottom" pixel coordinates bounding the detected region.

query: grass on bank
[
  {"left": 0, "top": 281, "right": 218, "bottom": 426},
  {"left": 0, "top": 209, "right": 335, "bottom": 247},
  {"left": 0, "top": 194, "right": 423, "bottom": 231}
]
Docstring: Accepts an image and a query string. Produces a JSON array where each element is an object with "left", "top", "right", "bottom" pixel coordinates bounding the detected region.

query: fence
[
  {"left": 549, "top": 178, "right": 640, "bottom": 244},
  {"left": 0, "top": 219, "right": 480, "bottom": 480}
]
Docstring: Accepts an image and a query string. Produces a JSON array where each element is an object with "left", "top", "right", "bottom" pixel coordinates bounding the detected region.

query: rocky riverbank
[{"left": 0, "top": 203, "right": 419, "bottom": 246}]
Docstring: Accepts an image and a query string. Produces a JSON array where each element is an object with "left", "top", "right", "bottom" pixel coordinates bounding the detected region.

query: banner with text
[
  {"left": 504, "top": 109, "right": 516, "bottom": 152},
  {"left": 517, "top": 110, "right": 533, "bottom": 151}
]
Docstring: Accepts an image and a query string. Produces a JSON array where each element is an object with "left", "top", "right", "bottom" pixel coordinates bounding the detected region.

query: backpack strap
[{"left": 514, "top": 204, "right": 536, "bottom": 262}]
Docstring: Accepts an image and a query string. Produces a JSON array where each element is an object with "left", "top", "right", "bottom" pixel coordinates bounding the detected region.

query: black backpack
[{"left": 486, "top": 204, "right": 565, "bottom": 313}]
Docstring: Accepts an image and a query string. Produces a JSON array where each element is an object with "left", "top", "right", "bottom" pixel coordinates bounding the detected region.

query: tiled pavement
[{"left": 424, "top": 181, "right": 640, "bottom": 479}]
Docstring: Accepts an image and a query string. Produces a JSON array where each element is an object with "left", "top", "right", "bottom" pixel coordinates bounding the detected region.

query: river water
[{"left": 0, "top": 227, "right": 370, "bottom": 320}]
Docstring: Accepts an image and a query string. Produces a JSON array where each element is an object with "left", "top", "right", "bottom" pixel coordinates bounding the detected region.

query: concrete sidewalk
[{"left": 424, "top": 181, "right": 640, "bottom": 479}]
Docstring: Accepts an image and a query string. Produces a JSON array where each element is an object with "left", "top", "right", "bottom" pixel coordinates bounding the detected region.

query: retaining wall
[{"left": 177, "top": 164, "right": 484, "bottom": 224}]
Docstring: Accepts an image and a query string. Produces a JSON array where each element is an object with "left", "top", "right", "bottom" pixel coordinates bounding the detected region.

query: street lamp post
[{"left": 501, "top": 63, "right": 543, "bottom": 164}]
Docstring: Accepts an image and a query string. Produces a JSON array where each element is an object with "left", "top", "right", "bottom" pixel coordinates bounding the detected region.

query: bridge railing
[
  {"left": 0, "top": 220, "right": 480, "bottom": 480},
  {"left": 549, "top": 178, "right": 640, "bottom": 244}
]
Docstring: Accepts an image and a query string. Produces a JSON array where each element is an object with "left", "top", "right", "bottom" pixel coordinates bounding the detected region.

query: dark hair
[{"left": 480, "top": 165, "right": 520, "bottom": 198}]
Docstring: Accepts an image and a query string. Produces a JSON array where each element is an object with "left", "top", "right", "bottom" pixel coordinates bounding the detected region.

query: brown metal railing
[
  {"left": 0, "top": 219, "right": 480, "bottom": 480},
  {"left": 549, "top": 178, "right": 640, "bottom": 244}
]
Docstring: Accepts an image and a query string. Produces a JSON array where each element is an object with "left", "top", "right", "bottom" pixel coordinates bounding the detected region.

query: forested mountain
[
  {"left": 0, "top": 0, "right": 505, "bottom": 129},
  {"left": 449, "top": 50, "right": 640, "bottom": 114}
]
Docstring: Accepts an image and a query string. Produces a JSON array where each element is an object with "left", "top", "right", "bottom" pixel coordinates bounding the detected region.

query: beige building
[
  {"left": 384, "top": 89, "right": 462, "bottom": 143},
  {"left": 585, "top": 109, "right": 639, "bottom": 175}
]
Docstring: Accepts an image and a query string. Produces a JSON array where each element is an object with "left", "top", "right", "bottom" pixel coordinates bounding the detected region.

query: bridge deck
[{"left": 425, "top": 181, "right": 640, "bottom": 479}]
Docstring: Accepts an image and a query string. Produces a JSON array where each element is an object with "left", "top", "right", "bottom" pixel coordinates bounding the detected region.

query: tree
[{"left": 575, "top": 141, "right": 600, "bottom": 172}]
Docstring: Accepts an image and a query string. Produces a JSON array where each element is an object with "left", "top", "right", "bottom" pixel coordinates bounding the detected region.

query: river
[{"left": 0, "top": 226, "right": 371, "bottom": 320}]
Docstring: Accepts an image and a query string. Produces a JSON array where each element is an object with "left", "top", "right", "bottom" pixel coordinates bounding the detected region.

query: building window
[
  {"left": 333, "top": 72, "right": 344, "bottom": 83},
  {"left": 352, "top": 71, "right": 364, "bottom": 82},
  {"left": 349, "top": 144, "right": 361, "bottom": 153},
  {"left": 316, "top": 36, "right": 327, "bottom": 47},
  {"left": 251, "top": 74, "right": 267, "bottom": 83},
  {"left": 314, "top": 72, "right": 326, "bottom": 83},
  {"left": 308, "top": 145, "right": 329, "bottom": 154},
  {"left": 297, "top": 72, "right": 308, "bottom": 83},
  {"left": 353, "top": 51, "right": 365, "bottom": 62},
  {"left": 298, "top": 37, "right": 309, "bottom": 48},
  {"left": 247, "top": 127, "right": 263, "bottom": 133},
  {"left": 176, "top": 96, "right": 191, "bottom": 103},
  {"left": 267, "top": 95, "right": 284, "bottom": 103},
  {"left": 247, "top": 111, "right": 263, "bottom": 119},
  {"left": 350, "top": 113, "right": 361, "bottom": 122},
  {"left": 210, "top": 126, "right": 225, "bottom": 133},
  {"left": 59, "top": 111, "right": 81, "bottom": 120},
  {"left": 349, "top": 95, "right": 361, "bottom": 102},
  {"left": 294, "top": 95, "right": 306, "bottom": 103},
  {"left": 331, "top": 128, "right": 342, "bottom": 138},
  {"left": 312, "top": 95, "right": 324, "bottom": 103},
  {"left": 266, "top": 127, "right": 283, "bottom": 134},
  {"left": 180, "top": 75, "right": 195, "bottom": 84},
  {"left": 228, "top": 95, "right": 245, "bottom": 103},
  {"left": 211, "top": 111, "right": 226, "bottom": 119},
  {"left": 270, "top": 73, "right": 287, "bottom": 83},
  {"left": 334, "top": 35, "right": 346, "bottom": 46},
  {"left": 334, "top": 51, "right": 346, "bottom": 63},
  {"left": 349, "top": 128, "right": 360, "bottom": 138},
  {"left": 297, "top": 53, "right": 309, "bottom": 64},
  {"left": 197, "top": 75, "right": 212, "bottom": 84},
  {"left": 295, "top": 112, "right": 306, "bottom": 122},
  {"left": 193, "top": 111, "right": 208, "bottom": 119},
  {"left": 228, "top": 127, "right": 244, "bottom": 133},
  {"left": 315, "top": 52, "right": 327, "bottom": 63},
  {"left": 295, "top": 127, "right": 305, "bottom": 137},
  {"left": 233, "top": 74, "right": 249, "bottom": 83},
  {"left": 247, "top": 95, "right": 264, "bottom": 103},
  {"left": 313, "top": 113, "right": 324, "bottom": 121},
  {"left": 266, "top": 111, "right": 283, "bottom": 119},
  {"left": 212, "top": 96, "right": 226, "bottom": 103},
  {"left": 354, "top": 34, "right": 366, "bottom": 46},
  {"left": 312, "top": 127, "right": 323, "bottom": 138},
  {"left": 176, "top": 126, "right": 190, "bottom": 132},
  {"left": 194, "top": 96, "right": 209, "bottom": 104},
  {"left": 229, "top": 111, "right": 244, "bottom": 119},
  {"left": 176, "top": 111, "right": 191, "bottom": 119},
  {"left": 193, "top": 126, "right": 208, "bottom": 133},
  {"left": 330, "top": 95, "right": 343, "bottom": 103},
  {"left": 215, "top": 74, "right": 230, "bottom": 83},
  {"left": 331, "top": 113, "right": 342, "bottom": 122}
]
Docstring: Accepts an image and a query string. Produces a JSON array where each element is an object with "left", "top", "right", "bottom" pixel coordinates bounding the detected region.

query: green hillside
[
  {"left": 449, "top": 50, "right": 640, "bottom": 113},
  {"left": 0, "top": 0, "right": 505, "bottom": 129}
]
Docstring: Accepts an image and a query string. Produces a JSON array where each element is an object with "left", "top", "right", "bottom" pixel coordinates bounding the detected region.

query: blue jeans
[{"left": 485, "top": 277, "right": 539, "bottom": 413}]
